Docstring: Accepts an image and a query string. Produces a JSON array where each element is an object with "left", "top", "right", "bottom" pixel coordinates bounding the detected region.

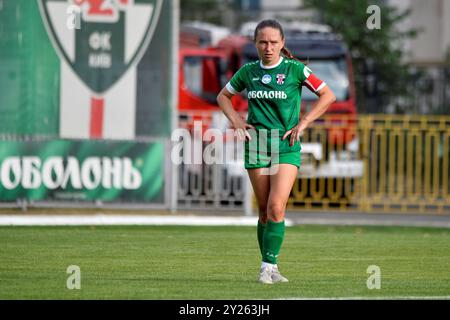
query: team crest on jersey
[
  {"left": 276, "top": 74, "right": 286, "bottom": 85},
  {"left": 38, "top": 0, "right": 162, "bottom": 94},
  {"left": 261, "top": 74, "right": 271, "bottom": 84}
]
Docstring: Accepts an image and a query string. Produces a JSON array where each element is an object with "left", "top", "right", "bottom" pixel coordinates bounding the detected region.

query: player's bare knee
[
  {"left": 258, "top": 213, "right": 268, "bottom": 224},
  {"left": 258, "top": 204, "right": 268, "bottom": 223},
  {"left": 267, "top": 203, "right": 285, "bottom": 222},
  {"left": 258, "top": 204, "right": 267, "bottom": 215}
]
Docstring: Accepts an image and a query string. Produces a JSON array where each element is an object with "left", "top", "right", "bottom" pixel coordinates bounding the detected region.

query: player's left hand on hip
[{"left": 282, "top": 125, "right": 304, "bottom": 147}]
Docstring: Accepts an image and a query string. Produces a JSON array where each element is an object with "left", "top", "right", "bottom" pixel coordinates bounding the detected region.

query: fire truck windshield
[
  {"left": 183, "top": 55, "right": 225, "bottom": 104},
  {"left": 301, "top": 58, "right": 349, "bottom": 101}
]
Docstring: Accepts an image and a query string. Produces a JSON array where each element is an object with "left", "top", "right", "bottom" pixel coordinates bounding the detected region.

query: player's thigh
[
  {"left": 247, "top": 168, "right": 270, "bottom": 213},
  {"left": 267, "top": 164, "right": 298, "bottom": 214}
]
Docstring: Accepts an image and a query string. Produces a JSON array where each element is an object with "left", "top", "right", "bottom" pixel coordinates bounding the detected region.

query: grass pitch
[{"left": 0, "top": 224, "right": 449, "bottom": 299}]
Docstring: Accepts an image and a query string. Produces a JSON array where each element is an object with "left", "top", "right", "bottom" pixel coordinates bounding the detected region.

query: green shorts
[{"left": 244, "top": 150, "right": 301, "bottom": 169}]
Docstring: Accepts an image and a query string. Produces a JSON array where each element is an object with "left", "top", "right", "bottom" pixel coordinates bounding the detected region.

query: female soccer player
[{"left": 216, "top": 19, "right": 336, "bottom": 284}]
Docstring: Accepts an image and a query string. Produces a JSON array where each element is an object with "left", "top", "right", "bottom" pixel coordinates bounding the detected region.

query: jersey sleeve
[
  {"left": 225, "top": 65, "right": 247, "bottom": 94},
  {"left": 297, "top": 63, "right": 327, "bottom": 94}
]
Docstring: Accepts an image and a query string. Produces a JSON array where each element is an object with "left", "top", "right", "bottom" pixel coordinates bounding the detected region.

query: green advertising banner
[
  {"left": 0, "top": 140, "right": 165, "bottom": 203},
  {"left": 0, "top": 0, "right": 60, "bottom": 137}
]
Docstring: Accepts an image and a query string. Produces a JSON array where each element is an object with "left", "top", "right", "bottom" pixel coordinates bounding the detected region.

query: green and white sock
[{"left": 262, "top": 219, "right": 285, "bottom": 264}]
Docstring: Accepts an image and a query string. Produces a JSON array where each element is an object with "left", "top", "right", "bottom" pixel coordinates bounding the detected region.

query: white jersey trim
[
  {"left": 260, "top": 56, "right": 284, "bottom": 69},
  {"left": 305, "top": 80, "right": 327, "bottom": 93},
  {"left": 316, "top": 82, "right": 327, "bottom": 92},
  {"left": 225, "top": 82, "right": 238, "bottom": 94}
]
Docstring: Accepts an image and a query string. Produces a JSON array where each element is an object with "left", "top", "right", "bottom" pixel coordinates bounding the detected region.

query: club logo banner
[{"left": 38, "top": 0, "right": 162, "bottom": 139}]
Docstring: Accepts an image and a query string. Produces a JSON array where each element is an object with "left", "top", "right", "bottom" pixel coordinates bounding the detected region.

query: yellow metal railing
[
  {"left": 287, "top": 115, "right": 450, "bottom": 214},
  {"left": 178, "top": 112, "right": 450, "bottom": 214}
]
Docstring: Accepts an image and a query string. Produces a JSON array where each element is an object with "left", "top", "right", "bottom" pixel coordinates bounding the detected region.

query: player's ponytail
[
  {"left": 282, "top": 46, "right": 308, "bottom": 64},
  {"left": 281, "top": 47, "right": 297, "bottom": 60}
]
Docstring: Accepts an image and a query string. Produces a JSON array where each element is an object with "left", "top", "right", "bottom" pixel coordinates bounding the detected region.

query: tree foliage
[
  {"left": 304, "top": 0, "right": 421, "bottom": 113},
  {"left": 181, "top": 0, "right": 227, "bottom": 25}
]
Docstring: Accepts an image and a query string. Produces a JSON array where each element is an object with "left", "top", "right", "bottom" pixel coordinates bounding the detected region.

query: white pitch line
[
  {"left": 276, "top": 296, "right": 450, "bottom": 300},
  {"left": 0, "top": 215, "right": 294, "bottom": 226}
]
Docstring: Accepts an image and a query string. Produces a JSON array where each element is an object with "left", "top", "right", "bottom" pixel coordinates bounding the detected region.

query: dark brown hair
[{"left": 253, "top": 19, "right": 298, "bottom": 61}]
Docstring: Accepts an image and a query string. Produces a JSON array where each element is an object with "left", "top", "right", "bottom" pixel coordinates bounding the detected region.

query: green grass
[{"left": 0, "top": 225, "right": 450, "bottom": 299}]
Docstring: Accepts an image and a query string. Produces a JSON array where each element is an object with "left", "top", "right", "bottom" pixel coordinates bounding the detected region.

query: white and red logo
[
  {"left": 276, "top": 74, "right": 285, "bottom": 85},
  {"left": 71, "top": 0, "right": 131, "bottom": 23}
]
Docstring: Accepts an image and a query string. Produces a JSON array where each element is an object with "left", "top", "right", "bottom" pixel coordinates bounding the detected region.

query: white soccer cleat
[
  {"left": 271, "top": 266, "right": 289, "bottom": 283},
  {"left": 258, "top": 266, "right": 273, "bottom": 284}
]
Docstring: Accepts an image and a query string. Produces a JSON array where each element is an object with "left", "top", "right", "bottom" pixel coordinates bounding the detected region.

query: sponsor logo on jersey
[
  {"left": 247, "top": 91, "right": 287, "bottom": 100},
  {"left": 261, "top": 74, "right": 271, "bottom": 84},
  {"left": 276, "top": 74, "right": 285, "bottom": 84}
]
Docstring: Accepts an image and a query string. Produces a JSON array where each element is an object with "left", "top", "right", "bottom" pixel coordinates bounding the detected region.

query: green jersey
[{"left": 226, "top": 57, "right": 319, "bottom": 154}]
